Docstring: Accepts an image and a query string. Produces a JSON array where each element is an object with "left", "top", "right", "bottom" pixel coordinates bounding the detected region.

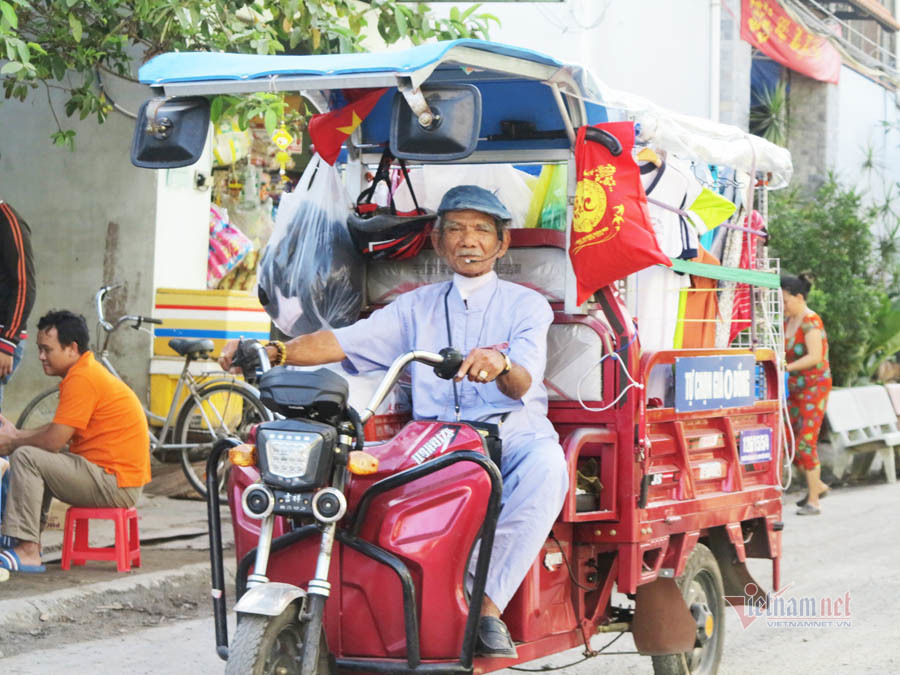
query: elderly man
[
  {"left": 221, "top": 185, "right": 568, "bottom": 657},
  {"left": 0, "top": 310, "right": 150, "bottom": 573}
]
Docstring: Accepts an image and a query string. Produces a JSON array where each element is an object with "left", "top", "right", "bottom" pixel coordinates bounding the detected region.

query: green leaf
[
  {"left": 0, "top": 60, "right": 22, "bottom": 75},
  {"left": 461, "top": 3, "right": 481, "bottom": 20},
  {"left": 394, "top": 8, "right": 407, "bottom": 36},
  {"left": 16, "top": 39, "right": 29, "bottom": 64},
  {"left": 0, "top": 1, "right": 17, "bottom": 30},
  {"left": 26, "top": 42, "right": 48, "bottom": 56},
  {"left": 348, "top": 13, "right": 361, "bottom": 35},
  {"left": 69, "top": 13, "right": 83, "bottom": 43},
  {"left": 264, "top": 108, "right": 277, "bottom": 135},
  {"left": 450, "top": 6, "right": 459, "bottom": 21},
  {"left": 66, "top": 0, "right": 80, "bottom": 8},
  {"left": 210, "top": 96, "right": 224, "bottom": 123}
]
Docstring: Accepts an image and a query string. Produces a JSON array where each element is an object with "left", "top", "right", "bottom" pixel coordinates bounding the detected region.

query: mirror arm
[
  {"left": 144, "top": 96, "right": 174, "bottom": 139},
  {"left": 398, "top": 81, "right": 437, "bottom": 129}
]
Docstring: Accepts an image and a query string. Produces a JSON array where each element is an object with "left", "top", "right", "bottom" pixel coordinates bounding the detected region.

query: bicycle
[{"left": 16, "top": 284, "right": 272, "bottom": 498}]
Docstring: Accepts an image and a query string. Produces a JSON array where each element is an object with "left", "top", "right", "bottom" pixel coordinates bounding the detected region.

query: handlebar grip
[
  {"left": 433, "top": 347, "right": 464, "bottom": 380},
  {"left": 142, "top": 316, "right": 164, "bottom": 325}
]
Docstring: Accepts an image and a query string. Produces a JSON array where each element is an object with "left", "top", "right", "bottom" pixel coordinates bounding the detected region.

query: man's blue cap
[{"left": 437, "top": 185, "right": 512, "bottom": 222}]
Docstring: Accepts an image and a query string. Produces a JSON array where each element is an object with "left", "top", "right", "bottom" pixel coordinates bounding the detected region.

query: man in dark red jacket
[{"left": 0, "top": 200, "right": 36, "bottom": 412}]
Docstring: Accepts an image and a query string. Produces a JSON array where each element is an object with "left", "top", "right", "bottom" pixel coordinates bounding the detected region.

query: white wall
[
  {"left": 0, "top": 86, "right": 158, "bottom": 418},
  {"left": 152, "top": 139, "right": 213, "bottom": 291},
  {"left": 834, "top": 66, "right": 900, "bottom": 239},
  {"left": 441, "top": 0, "right": 717, "bottom": 119}
]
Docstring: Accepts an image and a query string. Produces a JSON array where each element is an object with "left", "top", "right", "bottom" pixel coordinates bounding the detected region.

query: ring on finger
[{"left": 477, "top": 369, "right": 489, "bottom": 381}]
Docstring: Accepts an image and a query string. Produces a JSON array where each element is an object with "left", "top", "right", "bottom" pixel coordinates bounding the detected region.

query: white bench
[
  {"left": 825, "top": 386, "right": 900, "bottom": 484},
  {"left": 885, "top": 382, "right": 900, "bottom": 420}
]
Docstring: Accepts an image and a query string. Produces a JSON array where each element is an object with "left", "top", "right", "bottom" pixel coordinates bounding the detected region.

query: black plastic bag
[{"left": 257, "top": 154, "right": 363, "bottom": 336}]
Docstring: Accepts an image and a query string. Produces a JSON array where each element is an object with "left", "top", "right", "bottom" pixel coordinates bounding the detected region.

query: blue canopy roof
[
  {"left": 139, "top": 40, "right": 564, "bottom": 85},
  {"left": 138, "top": 39, "right": 607, "bottom": 161}
]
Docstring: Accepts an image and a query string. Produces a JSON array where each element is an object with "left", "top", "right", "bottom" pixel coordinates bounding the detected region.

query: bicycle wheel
[
  {"left": 175, "top": 382, "right": 270, "bottom": 498},
  {"left": 16, "top": 388, "right": 60, "bottom": 429}
]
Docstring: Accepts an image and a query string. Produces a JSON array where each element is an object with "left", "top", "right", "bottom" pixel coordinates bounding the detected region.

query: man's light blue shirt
[{"left": 333, "top": 274, "right": 557, "bottom": 445}]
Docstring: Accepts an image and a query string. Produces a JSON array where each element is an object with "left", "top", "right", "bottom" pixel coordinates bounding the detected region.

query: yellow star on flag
[{"left": 337, "top": 110, "right": 363, "bottom": 135}]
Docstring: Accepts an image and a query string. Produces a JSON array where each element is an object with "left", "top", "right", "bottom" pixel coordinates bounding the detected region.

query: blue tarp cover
[{"left": 139, "top": 39, "right": 563, "bottom": 85}]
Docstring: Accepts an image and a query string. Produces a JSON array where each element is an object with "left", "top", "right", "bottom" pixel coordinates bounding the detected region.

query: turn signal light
[
  {"left": 348, "top": 451, "right": 379, "bottom": 475},
  {"left": 229, "top": 444, "right": 257, "bottom": 467}
]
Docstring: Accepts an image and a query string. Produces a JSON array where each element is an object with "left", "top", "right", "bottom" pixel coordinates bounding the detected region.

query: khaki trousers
[{"left": 1, "top": 446, "right": 142, "bottom": 544}]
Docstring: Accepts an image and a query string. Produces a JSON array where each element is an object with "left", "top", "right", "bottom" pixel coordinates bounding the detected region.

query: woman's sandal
[{"left": 796, "top": 488, "right": 829, "bottom": 508}]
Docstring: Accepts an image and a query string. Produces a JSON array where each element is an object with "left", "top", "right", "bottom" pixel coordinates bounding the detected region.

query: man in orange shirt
[{"left": 0, "top": 310, "right": 150, "bottom": 573}]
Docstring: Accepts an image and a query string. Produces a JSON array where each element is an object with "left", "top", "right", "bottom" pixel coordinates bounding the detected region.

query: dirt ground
[{"left": 0, "top": 548, "right": 234, "bottom": 660}]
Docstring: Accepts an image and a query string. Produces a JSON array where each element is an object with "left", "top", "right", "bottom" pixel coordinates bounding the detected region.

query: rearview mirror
[
  {"left": 131, "top": 96, "right": 210, "bottom": 169},
  {"left": 390, "top": 85, "right": 481, "bottom": 161}
]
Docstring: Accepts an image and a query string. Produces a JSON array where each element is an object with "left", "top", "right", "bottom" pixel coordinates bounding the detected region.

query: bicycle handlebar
[
  {"left": 95, "top": 283, "right": 126, "bottom": 331},
  {"left": 95, "top": 284, "right": 163, "bottom": 335},
  {"left": 114, "top": 314, "right": 163, "bottom": 331}
]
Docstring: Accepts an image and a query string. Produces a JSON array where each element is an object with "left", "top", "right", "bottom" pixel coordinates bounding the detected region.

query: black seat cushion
[{"left": 168, "top": 338, "right": 215, "bottom": 356}]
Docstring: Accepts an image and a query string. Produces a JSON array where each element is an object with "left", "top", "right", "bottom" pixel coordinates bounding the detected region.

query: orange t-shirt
[{"left": 53, "top": 351, "right": 151, "bottom": 488}]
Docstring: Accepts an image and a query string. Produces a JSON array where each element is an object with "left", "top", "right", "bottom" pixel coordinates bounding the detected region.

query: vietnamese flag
[
  {"left": 570, "top": 122, "right": 670, "bottom": 304},
  {"left": 307, "top": 88, "right": 388, "bottom": 165}
]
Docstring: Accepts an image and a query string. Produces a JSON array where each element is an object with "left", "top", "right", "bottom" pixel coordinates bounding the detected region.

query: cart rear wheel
[
  {"left": 651, "top": 543, "right": 725, "bottom": 675},
  {"left": 225, "top": 605, "right": 333, "bottom": 675}
]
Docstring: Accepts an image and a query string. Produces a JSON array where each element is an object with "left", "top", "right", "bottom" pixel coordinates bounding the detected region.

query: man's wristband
[
  {"left": 265, "top": 340, "right": 287, "bottom": 367},
  {"left": 498, "top": 351, "right": 512, "bottom": 377}
]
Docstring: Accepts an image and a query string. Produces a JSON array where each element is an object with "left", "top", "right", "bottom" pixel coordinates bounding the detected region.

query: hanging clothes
[
  {"left": 676, "top": 245, "right": 722, "bottom": 349},
  {"left": 728, "top": 210, "right": 767, "bottom": 344},
  {"left": 640, "top": 158, "right": 707, "bottom": 260},
  {"left": 628, "top": 158, "right": 706, "bottom": 351}
]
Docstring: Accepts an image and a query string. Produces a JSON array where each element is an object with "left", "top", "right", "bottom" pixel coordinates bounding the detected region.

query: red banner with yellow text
[
  {"left": 741, "top": 0, "right": 840, "bottom": 84},
  {"left": 569, "top": 122, "right": 670, "bottom": 305}
]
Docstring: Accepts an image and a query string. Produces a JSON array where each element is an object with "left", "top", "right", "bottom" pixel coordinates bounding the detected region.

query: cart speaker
[{"left": 390, "top": 84, "right": 481, "bottom": 161}]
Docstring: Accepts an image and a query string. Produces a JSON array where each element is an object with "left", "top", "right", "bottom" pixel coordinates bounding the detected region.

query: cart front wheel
[{"left": 225, "top": 605, "right": 333, "bottom": 675}]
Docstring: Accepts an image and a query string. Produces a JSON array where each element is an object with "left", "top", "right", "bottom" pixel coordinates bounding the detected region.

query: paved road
[{"left": 3, "top": 482, "right": 897, "bottom": 674}]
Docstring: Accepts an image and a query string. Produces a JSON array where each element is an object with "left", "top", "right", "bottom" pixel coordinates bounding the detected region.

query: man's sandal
[{"left": 0, "top": 548, "right": 46, "bottom": 573}]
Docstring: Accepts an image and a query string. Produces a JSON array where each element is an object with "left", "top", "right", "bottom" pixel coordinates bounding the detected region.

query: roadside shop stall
[{"left": 134, "top": 39, "right": 793, "bottom": 675}]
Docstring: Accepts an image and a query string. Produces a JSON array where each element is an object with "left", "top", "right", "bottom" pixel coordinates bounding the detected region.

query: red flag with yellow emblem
[
  {"left": 570, "top": 122, "right": 670, "bottom": 304},
  {"left": 307, "top": 88, "right": 388, "bottom": 165}
]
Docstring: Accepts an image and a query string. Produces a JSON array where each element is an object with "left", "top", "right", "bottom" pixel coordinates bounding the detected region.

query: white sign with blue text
[
  {"left": 674, "top": 355, "right": 756, "bottom": 412},
  {"left": 739, "top": 428, "right": 773, "bottom": 464}
]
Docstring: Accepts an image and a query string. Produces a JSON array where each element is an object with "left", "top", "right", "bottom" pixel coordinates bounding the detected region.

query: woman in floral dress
[{"left": 782, "top": 273, "right": 832, "bottom": 515}]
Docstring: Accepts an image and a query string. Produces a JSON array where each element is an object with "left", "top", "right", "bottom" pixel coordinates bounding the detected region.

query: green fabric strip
[{"left": 667, "top": 259, "right": 780, "bottom": 288}]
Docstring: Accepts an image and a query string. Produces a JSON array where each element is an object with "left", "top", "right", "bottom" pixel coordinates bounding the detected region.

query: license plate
[{"left": 739, "top": 428, "right": 772, "bottom": 464}]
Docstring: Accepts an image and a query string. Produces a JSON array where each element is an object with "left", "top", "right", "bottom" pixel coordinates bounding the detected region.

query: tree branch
[{"left": 43, "top": 80, "right": 64, "bottom": 133}]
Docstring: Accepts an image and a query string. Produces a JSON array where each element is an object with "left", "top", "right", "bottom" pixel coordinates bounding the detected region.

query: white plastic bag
[
  {"left": 420, "top": 164, "right": 533, "bottom": 228},
  {"left": 257, "top": 154, "right": 362, "bottom": 336}
]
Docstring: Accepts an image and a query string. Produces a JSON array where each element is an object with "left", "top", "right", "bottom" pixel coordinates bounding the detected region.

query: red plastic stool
[{"left": 61, "top": 507, "right": 141, "bottom": 572}]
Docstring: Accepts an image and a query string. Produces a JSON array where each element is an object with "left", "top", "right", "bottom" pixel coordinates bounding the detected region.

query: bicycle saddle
[{"left": 168, "top": 338, "right": 215, "bottom": 357}]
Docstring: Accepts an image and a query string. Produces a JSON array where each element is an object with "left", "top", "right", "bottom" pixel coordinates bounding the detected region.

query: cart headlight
[
  {"left": 256, "top": 420, "right": 336, "bottom": 490},
  {"left": 265, "top": 432, "right": 319, "bottom": 478}
]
